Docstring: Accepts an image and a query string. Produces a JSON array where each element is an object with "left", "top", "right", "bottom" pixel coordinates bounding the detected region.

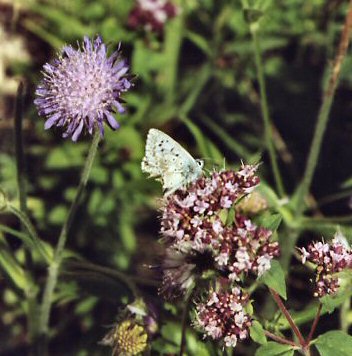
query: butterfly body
[{"left": 141, "top": 129, "right": 203, "bottom": 195}]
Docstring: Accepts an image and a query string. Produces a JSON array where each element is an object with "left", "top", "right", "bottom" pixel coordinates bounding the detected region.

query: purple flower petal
[
  {"left": 44, "top": 113, "right": 61, "bottom": 129},
  {"left": 105, "top": 112, "right": 120, "bottom": 130},
  {"left": 72, "top": 120, "right": 84, "bottom": 142}
]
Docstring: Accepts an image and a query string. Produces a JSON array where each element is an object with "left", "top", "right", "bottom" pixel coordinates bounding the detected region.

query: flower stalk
[
  {"left": 250, "top": 26, "right": 285, "bottom": 198},
  {"left": 306, "top": 303, "right": 322, "bottom": 344},
  {"left": 269, "top": 289, "right": 306, "bottom": 347},
  {"left": 38, "top": 130, "right": 100, "bottom": 350},
  {"left": 295, "top": 0, "right": 352, "bottom": 215}
]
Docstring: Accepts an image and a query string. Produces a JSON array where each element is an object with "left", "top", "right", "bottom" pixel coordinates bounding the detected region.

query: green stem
[
  {"left": 7, "top": 204, "right": 50, "bottom": 264},
  {"left": 38, "top": 131, "right": 100, "bottom": 348},
  {"left": 14, "top": 82, "right": 41, "bottom": 349},
  {"left": 66, "top": 260, "right": 142, "bottom": 296},
  {"left": 163, "top": 0, "right": 184, "bottom": 104},
  {"left": 295, "top": 1, "right": 352, "bottom": 215},
  {"left": 14, "top": 82, "right": 27, "bottom": 215},
  {"left": 179, "top": 290, "right": 193, "bottom": 356},
  {"left": 250, "top": 27, "right": 285, "bottom": 198},
  {"left": 340, "top": 298, "right": 350, "bottom": 333}
]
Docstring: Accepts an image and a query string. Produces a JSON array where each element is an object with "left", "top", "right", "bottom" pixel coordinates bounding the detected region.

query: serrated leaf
[
  {"left": 314, "top": 331, "right": 352, "bottom": 356},
  {"left": 257, "top": 213, "right": 282, "bottom": 231},
  {"left": 255, "top": 342, "right": 295, "bottom": 356},
  {"left": 250, "top": 320, "right": 267, "bottom": 345},
  {"left": 260, "top": 260, "right": 287, "bottom": 300}
]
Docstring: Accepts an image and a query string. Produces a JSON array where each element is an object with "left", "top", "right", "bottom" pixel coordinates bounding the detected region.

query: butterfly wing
[{"left": 141, "top": 129, "right": 203, "bottom": 194}]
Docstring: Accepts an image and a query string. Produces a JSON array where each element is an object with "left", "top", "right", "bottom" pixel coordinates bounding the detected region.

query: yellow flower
[{"left": 113, "top": 320, "right": 148, "bottom": 356}]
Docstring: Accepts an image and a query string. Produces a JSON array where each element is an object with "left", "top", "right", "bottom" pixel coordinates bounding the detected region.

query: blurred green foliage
[{"left": 1, "top": 0, "right": 352, "bottom": 354}]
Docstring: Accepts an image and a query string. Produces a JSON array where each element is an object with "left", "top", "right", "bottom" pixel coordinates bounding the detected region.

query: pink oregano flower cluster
[
  {"left": 159, "top": 164, "right": 280, "bottom": 347},
  {"left": 300, "top": 233, "right": 352, "bottom": 297},
  {"left": 160, "top": 164, "right": 279, "bottom": 291},
  {"left": 195, "top": 287, "right": 252, "bottom": 348},
  {"left": 128, "top": 0, "right": 179, "bottom": 34}
]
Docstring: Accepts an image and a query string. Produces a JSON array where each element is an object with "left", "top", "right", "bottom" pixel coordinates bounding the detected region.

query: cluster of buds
[
  {"left": 300, "top": 233, "right": 352, "bottom": 297},
  {"left": 160, "top": 164, "right": 279, "bottom": 296},
  {"left": 195, "top": 286, "right": 252, "bottom": 348},
  {"left": 128, "top": 0, "right": 179, "bottom": 34},
  {"left": 100, "top": 299, "right": 157, "bottom": 355}
]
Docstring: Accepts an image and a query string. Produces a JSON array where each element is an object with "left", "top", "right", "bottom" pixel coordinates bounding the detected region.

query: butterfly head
[{"left": 196, "top": 159, "right": 204, "bottom": 169}]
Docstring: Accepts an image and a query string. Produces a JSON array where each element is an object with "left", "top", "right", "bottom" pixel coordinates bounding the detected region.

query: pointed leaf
[{"left": 260, "top": 260, "right": 287, "bottom": 300}]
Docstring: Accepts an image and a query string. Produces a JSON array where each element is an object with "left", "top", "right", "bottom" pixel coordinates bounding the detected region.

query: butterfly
[{"left": 141, "top": 128, "right": 204, "bottom": 195}]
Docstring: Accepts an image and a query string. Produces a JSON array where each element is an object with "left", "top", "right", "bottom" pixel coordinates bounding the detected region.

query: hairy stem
[
  {"left": 179, "top": 291, "right": 193, "bottom": 356},
  {"left": 264, "top": 330, "right": 298, "bottom": 347},
  {"left": 7, "top": 205, "right": 50, "bottom": 263},
  {"left": 14, "top": 82, "right": 27, "bottom": 215},
  {"left": 14, "top": 82, "right": 40, "bottom": 346},
  {"left": 306, "top": 303, "right": 322, "bottom": 345},
  {"left": 38, "top": 131, "right": 100, "bottom": 351},
  {"left": 296, "top": 1, "right": 352, "bottom": 215},
  {"left": 251, "top": 27, "right": 285, "bottom": 198},
  {"left": 269, "top": 289, "right": 306, "bottom": 347}
]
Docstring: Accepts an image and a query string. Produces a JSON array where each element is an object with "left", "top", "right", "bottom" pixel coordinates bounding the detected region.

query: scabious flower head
[
  {"left": 159, "top": 164, "right": 279, "bottom": 297},
  {"left": 35, "top": 36, "right": 132, "bottom": 141},
  {"left": 101, "top": 320, "right": 147, "bottom": 356},
  {"left": 101, "top": 298, "right": 157, "bottom": 355},
  {"left": 195, "top": 286, "right": 252, "bottom": 348},
  {"left": 160, "top": 244, "right": 215, "bottom": 299},
  {"left": 128, "top": 0, "right": 179, "bottom": 33},
  {"left": 300, "top": 233, "right": 352, "bottom": 297}
]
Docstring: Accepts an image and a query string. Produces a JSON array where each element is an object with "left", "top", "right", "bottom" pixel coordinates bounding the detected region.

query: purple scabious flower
[{"left": 35, "top": 36, "right": 132, "bottom": 141}]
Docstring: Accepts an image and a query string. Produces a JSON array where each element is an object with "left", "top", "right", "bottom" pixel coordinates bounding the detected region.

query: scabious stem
[
  {"left": 38, "top": 131, "right": 100, "bottom": 350},
  {"left": 295, "top": 1, "right": 352, "bottom": 215},
  {"left": 179, "top": 290, "right": 193, "bottom": 356},
  {"left": 14, "top": 82, "right": 27, "bottom": 215},
  {"left": 14, "top": 83, "right": 41, "bottom": 345},
  {"left": 250, "top": 26, "right": 285, "bottom": 198}
]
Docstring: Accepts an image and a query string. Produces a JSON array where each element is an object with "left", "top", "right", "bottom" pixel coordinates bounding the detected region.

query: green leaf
[
  {"left": 0, "top": 236, "right": 28, "bottom": 291},
  {"left": 256, "top": 213, "right": 282, "bottom": 231},
  {"left": 46, "top": 143, "right": 86, "bottom": 169},
  {"left": 255, "top": 342, "right": 295, "bottom": 356},
  {"left": 260, "top": 260, "right": 287, "bottom": 300},
  {"left": 314, "top": 331, "right": 352, "bottom": 356},
  {"left": 181, "top": 117, "right": 223, "bottom": 162},
  {"left": 250, "top": 320, "right": 267, "bottom": 345},
  {"left": 201, "top": 115, "right": 251, "bottom": 159}
]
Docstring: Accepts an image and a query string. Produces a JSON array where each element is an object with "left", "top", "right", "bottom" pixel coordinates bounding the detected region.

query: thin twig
[
  {"left": 264, "top": 330, "right": 298, "bottom": 347},
  {"left": 14, "top": 82, "right": 27, "bottom": 215},
  {"left": 296, "top": 0, "right": 352, "bottom": 215},
  {"left": 269, "top": 289, "right": 306, "bottom": 347},
  {"left": 251, "top": 28, "right": 285, "bottom": 198},
  {"left": 306, "top": 303, "right": 322, "bottom": 345},
  {"left": 179, "top": 291, "right": 193, "bottom": 356}
]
